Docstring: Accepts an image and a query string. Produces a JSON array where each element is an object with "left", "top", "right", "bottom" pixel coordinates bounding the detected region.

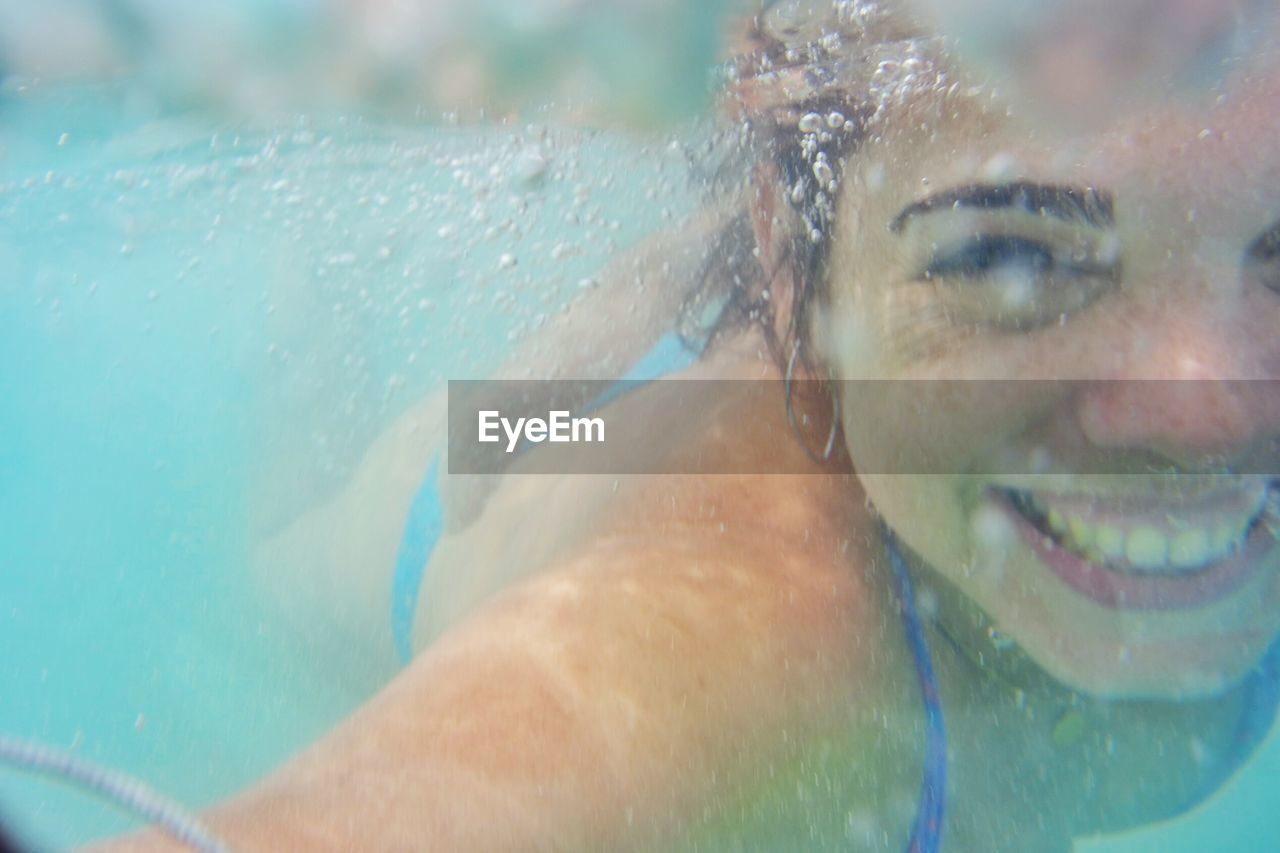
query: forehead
[{"left": 843, "top": 68, "right": 1280, "bottom": 238}]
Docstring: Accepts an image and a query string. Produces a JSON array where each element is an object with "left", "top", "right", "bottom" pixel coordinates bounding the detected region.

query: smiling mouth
[{"left": 994, "top": 479, "right": 1280, "bottom": 610}]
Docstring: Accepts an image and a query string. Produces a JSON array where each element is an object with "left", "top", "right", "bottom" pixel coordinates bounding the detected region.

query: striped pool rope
[{"left": 0, "top": 736, "right": 229, "bottom": 853}]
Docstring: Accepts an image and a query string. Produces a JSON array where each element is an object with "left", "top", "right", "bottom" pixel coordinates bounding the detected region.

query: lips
[{"left": 994, "top": 480, "right": 1279, "bottom": 610}]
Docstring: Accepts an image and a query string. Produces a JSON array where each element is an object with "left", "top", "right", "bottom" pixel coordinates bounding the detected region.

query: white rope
[{"left": 0, "top": 737, "right": 229, "bottom": 853}]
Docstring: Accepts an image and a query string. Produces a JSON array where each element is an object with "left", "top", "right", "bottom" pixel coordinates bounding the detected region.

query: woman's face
[{"left": 823, "top": 68, "right": 1280, "bottom": 698}]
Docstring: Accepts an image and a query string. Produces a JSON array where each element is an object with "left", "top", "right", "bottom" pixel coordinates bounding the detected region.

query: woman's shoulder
[{"left": 420, "top": 332, "right": 864, "bottom": 640}]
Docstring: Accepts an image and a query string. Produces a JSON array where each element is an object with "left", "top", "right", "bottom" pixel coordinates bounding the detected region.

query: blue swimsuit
[
  {"left": 389, "top": 332, "right": 699, "bottom": 664},
  {"left": 391, "top": 336, "right": 1280, "bottom": 851}
]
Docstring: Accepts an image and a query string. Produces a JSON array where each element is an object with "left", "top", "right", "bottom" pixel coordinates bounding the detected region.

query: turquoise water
[
  {"left": 1, "top": 84, "right": 353, "bottom": 847},
  {"left": 3, "top": 11, "right": 1280, "bottom": 852},
  {"left": 0, "top": 81, "right": 696, "bottom": 847}
]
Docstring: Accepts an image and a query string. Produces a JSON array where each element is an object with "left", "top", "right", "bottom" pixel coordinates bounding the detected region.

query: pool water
[
  {"left": 2, "top": 10, "right": 1280, "bottom": 852},
  {"left": 0, "top": 80, "right": 698, "bottom": 847}
]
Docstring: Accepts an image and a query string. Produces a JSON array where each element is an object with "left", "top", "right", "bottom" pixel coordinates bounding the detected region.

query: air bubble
[
  {"left": 971, "top": 503, "right": 1017, "bottom": 556},
  {"left": 798, "top": 112, "right": 824, "bottom": 134},
  {"left": 510, "top": 145, "right": 550, "bottom": 188},
  {"left": 916, "top": 587, "right": 939, "bottom": 620},
  {"left": 813, "top": 159, "right": 835, "bottom": 187},
  {"left": 550, "top": 242, "right": 577, "bottom": 260}
]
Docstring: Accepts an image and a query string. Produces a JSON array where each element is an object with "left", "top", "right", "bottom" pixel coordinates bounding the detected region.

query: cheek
[
  {"left": 839, "top": 381, "right": 1045, "bottom": 484},
  {"left": 821, "top": 195, "right": 909, "bottom": 376},
  {"left": 842, "top": 390, "right": 1047, "bottom": 590},
  {"left": 823, "top": 309, "right": 881, "bottom": 381},
  {"left": 852, "top": 470, "right": 980, "bottom": 581}
]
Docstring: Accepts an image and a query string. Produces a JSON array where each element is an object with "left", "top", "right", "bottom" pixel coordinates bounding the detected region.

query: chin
[{"left": 1018, "top": 622, "right": 1272, "bottom": 701}]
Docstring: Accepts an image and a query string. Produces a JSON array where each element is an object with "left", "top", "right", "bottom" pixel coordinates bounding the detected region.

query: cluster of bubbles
[
  {"left": 793, "top": 109, "right": 850, "bottom": 243},
  {"left": 722, "top": 0, "right": 955, "bottom": 246},
  {"left": 4, "top": 94, "right": 703, "bottom": 515}
]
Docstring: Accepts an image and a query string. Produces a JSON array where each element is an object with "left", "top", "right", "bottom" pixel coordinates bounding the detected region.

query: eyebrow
[{"left": 888, "top": 181, "right": 1115, "bottom": 233}]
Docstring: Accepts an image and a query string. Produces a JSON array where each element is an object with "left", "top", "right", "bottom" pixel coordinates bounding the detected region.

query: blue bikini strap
[
  {"left": 390, "top": 331, "right": 700, "bottom": 664},
  {"left": 883, "top": 529, "right": 947, "bottom": 853},
  {"left": 391, "top": 455, "right": 443, "bottom": 664}
]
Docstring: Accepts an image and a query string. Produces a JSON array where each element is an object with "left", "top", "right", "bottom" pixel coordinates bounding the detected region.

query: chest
[
  {"left": 936, "top": 666, "right": 1246, "bottom": 849},
  {"left": 670, "top": 622, "right": 1248, "bottom": 853}
]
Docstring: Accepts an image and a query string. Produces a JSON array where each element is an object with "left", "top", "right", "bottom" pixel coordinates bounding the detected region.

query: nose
[{"left": 1074, "top": 300, "right": 1280, "bottom": 470}]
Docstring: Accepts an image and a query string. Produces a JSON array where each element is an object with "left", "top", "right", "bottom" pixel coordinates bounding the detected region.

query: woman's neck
[{"left": 889, "top": 536, "right": 1253, "bottom": 841}]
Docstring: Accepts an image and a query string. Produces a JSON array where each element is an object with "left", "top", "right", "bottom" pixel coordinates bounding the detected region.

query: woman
[{"left": 102, "top": 1, "right": 1280, "bottom": 850}]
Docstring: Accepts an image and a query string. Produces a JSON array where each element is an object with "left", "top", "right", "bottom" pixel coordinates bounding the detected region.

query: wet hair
[{"left": 681, "top": 1, "right": 951, "bottom": 378}]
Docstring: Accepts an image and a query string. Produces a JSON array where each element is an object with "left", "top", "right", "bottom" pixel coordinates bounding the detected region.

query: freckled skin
[
  {"left": 95, "top": 346, "right": 926, "bottom": 851},
  {"left": 825, "top": 71, "right": 1280, "bottom": 700},
  {"left": 94, "top": 59, "right": 1280, "bottom": 853}
]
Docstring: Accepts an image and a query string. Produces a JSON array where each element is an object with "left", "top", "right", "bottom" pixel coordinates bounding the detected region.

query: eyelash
[
  {"left": 914, "top": 231, "right": 1120, "bottom": 331},
  {"left": 923, "top": 235, "right": 1053, "bottom": 279},
  {"left": 922, "top": 235, "right": 1110, "bottom": 281}
]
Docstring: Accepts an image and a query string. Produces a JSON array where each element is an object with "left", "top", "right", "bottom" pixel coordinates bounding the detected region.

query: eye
[
  {"left": 1244, "top": 222, "right": 1280, "bottom": 294},
  {"left": 918, "top": 232, "right": 1119, "bottom": 331},
  {"left": 924, "top": 235, "right": 1054, "bottom": 279}
]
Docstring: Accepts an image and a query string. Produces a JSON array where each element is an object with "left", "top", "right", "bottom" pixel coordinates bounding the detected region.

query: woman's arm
[{"left": 104, "top": 497, "right": 878, "bottom": 851}]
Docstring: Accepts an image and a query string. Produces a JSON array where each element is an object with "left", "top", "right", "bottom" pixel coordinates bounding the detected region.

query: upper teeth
[{"left": 1028, "top": 490, "right": 1267, "bottom": 574}]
